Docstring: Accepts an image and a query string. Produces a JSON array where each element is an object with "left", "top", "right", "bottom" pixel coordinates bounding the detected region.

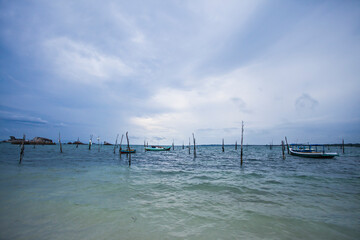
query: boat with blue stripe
[
  {"left": 289, "top": 144, "right": 338, "bottom": 158},
  {"left": 145, "top": 146, "right": 171, "bottom": 151}
]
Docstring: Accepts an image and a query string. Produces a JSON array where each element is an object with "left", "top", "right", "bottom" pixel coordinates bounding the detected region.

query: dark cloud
[
  {"left": 152, "top": 136, "right": 166, "bottom": 141},
  {"left": 0, "top": 110, "right": 48, "bottom": 125},
  {"left": 231, "top": 97, "right": 252, "bottom": 113},
  {"left": 295, "top": 94, "right": 318, "bottom": 110}
]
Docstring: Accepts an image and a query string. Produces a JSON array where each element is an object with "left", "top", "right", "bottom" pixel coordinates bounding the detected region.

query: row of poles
[
  {"left": 87, "top": 132, "right": 133, "bottom": 165},
  {"left": 161, "top": 122, "right": 245, "bottom": 165},
  {"left": 18, "top": 122, "right": 346, "bottom": 166},
  {"left": 18, "top": 121, "right": 246, "bottom": 166}
]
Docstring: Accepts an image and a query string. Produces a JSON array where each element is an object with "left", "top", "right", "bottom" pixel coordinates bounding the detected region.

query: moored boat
[
  {"left": 120, "top": 148, "right": 136, "bottom": 154},
  {"left": 289, "top": 144, "right": 338, "bottom": 158},
  {"left": 145, "top": 146, "right": 171, "bottom": 151}
]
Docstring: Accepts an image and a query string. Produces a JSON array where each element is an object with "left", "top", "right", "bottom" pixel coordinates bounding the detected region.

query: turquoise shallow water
[{"left": 0, "top": 143, "right": 359, "bottom": 239}]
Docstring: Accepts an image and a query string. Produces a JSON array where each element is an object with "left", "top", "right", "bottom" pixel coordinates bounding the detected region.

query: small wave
[
  {"left": 183, "top": 182, "right": 243, "bottom": 194},
  {"left": 190, "top": 175, "right": 217, "bottom": 181},
  {"left": 265, "top": 180, "right": 282, "bottom": 185}
]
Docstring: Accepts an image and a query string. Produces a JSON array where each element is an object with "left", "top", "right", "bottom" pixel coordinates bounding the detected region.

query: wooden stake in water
[
  {"left": 182, "top": 141, "right": 184, "bottom": 149},
  {"left": 59, "top": 132, "right": 63, "bottom": 153},
  {"left": 119, "top": 134, "right": 124, "bottom": 155},
  {"left": 342, "top": 139, "right": 345, "bottom": 154},
  {"left": 285, "top": 136, "right": 289, "bottom": 154},
  {"left": 89, "top": 135, "right": 93, "bottom": 150},
  {"left": 281, "top": 140, "right": 285, "bottom": 160},
  {"left": 193, "top": 133, "right": 196, "bottom": 158},
  {"left": 76, "top": 137, "right": 79, "bottom": 148},
  {"left": 189, "top": 138, "right": 191, "bottom": 154},
  {"left": 172, "top": 140, "right": 174, "bottom": 150},
  {"left": 240, "top": 121, "right": 244, "bottom": 166},
  {"left": 114, "top": 134, "right": 119, "bottom": 154},
  {"left": 222, "top": 138, "right": 225, "bottom": 152},
  {"left": 126, "top": 132, "right": 131, "bottom": 166},
  {"left": 19, "top": 134, "right": 25, "bottom": 164},
  {"left": 235, "top": 141, "right": 237, "bottom": 150},
  {"left": 97, "top": 136, "right": 100, "bottom": 152}
]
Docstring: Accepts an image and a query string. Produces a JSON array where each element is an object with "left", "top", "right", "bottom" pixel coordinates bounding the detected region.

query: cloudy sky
[{"left": 0, "top": 0, "right": 359, "bottom": 145}]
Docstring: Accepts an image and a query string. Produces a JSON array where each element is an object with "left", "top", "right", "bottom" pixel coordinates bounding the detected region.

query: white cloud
[{"left": 43, "top": 37, "right": 132, "bottom": 84}]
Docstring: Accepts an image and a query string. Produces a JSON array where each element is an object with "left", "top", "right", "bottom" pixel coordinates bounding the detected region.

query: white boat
[{"left": 289, "top": 144, "right": 338, "bottom": 158}]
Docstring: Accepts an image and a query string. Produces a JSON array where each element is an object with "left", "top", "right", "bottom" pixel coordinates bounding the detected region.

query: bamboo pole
[
  {"left": 235, "top": 141, "right": 237, "bottom": 150},
  {"left": 222, "top": 138, "right": 225, "bottom": 152},
  {"left": 114, "top": 134, "right": 119, "bottom": 154},
  {"left": 342, "top": 139, "right": 345, "bottom": 154},
  {"left": 240, "top": 121, "right": 244, "bottom": 166},
  {"left": 182, "top": 141, "right": 184, "bottom": 149},
  {"left": 126, "top": 132, "right": 131, "bottom": 166},
  {"left": 172, "top": 140, "right": 174, "bottom": 150},
  {"left": 19, "top": 134, "right": 25, "bottom": 164},
  {"left": 97, "top": 136, "right": 100, "bottom": 152},
  {"left": 193, "top": 133, "right": 196, "bottom": 158},
  {"left": 89, "top": 135, "right": 93, "bottom": 150},
  {"left": 282, "top": 140, "right": 285, "bottom": 160},
  {"left": 119, "top": 134, "right": 124, "bottom": 155},
  {"left": 59, "top": 132, "right": 63, "bottom": 153},
  {"left": 189, "top": 138, "right": 191, "bottom": 154},
  {"left": 285, "top": 136, "right": 289, "bottom": 154}
]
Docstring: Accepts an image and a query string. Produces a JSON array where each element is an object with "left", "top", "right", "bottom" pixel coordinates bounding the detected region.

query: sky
[{"left": 0, "top": 0, "right": 359, "bottom": 145}]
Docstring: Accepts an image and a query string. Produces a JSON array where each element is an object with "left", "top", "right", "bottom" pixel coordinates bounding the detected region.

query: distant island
[
  {"left": 67, "top": 140, "right": 86, "bottom": 145},
  {"left": 1, "top": 136, "right": 90, "bottom": 145},
  {"left": 2, "top": 136, "right": 55, "bottom": 145},
  {"left": 1, "top": 136, "right": 359, "bottom": 147}
]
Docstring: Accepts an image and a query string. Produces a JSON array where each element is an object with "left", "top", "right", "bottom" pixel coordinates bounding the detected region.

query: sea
[{"left": 0, "top": 143, "right": 359, "bottom": 240}]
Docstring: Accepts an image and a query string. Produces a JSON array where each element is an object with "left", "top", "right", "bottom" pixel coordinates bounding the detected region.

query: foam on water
[{"left": 0, "top": 144, "right": 359, "bottom": 239}]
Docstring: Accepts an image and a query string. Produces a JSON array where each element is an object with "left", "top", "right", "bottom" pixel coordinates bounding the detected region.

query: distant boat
[
  {"left": 120, "top": 148, "right": 136, "bottom": 154},
  {"left": 289, "top": 144, "right": 338, "bottom": 158},
  {"left": 145, "top": 146, "right": 171, "bottom": 151}
]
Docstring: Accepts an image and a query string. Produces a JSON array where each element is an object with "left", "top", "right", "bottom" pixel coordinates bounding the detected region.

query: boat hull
[
  {"left": 120, "top": 149, "right": 136, "bottom": 154},
  {"left": 145, "top": 146, "right": 171, "bottom": 151},
  {"left": 289, "top": 148, "right": 337, "bottom": 158}
]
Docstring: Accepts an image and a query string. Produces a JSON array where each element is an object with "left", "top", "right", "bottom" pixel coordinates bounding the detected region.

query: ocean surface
[{"left": 0, "top": 143, "right": 359, "bottom": 239}]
